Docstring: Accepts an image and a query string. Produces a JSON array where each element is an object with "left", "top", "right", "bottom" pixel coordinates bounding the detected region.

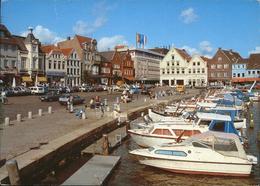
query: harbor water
[{"left": 108, "top": 102, "right": 260, "bottom": 185}]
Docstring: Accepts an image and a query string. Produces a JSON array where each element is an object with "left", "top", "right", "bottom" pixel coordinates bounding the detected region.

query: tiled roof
[
  {"left": 175, "top": 48, "right": 191, "bottom": 61},
  {"left": 149, "top": 48, "right": 169, "bottom": 55},
  {"left": 200, "top": 56, "right": 211, "bottom": 63},
  {"left": 41, "top": 45, "right": 61, "bottom": 54},
  {"left": 99, "top": 51, "right": 115, "bottom": 62},
  {"left": 221, "top": 49, "right": 242, "bottom": 63},
  {"left": 247, "top": 53, "right": 260, "bottom": 69},
  {"left": 12, "top": 35, "right": 28, "bottom": 52},
  {"left": 60, "top": 48, "right": 73, "bottom": 57},
  {"left": 75, "top": 34, "right": 93, "bottom": 49},
  {"left": 234, "top": 58, "right": 248, "bottom": 64}
]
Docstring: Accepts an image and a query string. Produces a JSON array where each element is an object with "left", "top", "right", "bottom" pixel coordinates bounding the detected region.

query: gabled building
[
  {"left": 41, "top": 45, "right": 66, "bottom": 86},
  {"left": 0, "top": 24, "right": 20, "bottom": 86},
  {"left": 99, "top": 49, "right": 135, "bottom": 85},
  {"left": 160, "top": 48, "right": 191, "bottom": 86},
  {"left": 57, "top": 35, "right": 101, "bottom": 84},
  {"left": 187, "top": 55, "right": 209, "bottom": 86},
  {"left": 208, "top": 48, "right": 242, "bottom": 85},
  {"left": 61, "top": 48, "right": 81, "bottom": 86}
]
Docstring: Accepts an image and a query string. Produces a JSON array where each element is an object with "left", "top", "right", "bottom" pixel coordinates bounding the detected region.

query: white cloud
[
  {"left": 180, "top": 40, "right": 214, "bottom": 57},
  {"left": 72, "top": 1, "right": 115, "bottom": 35},
  {"left": 98, "top": 35, "right": 128, "bottom": 51},
  {"left": 180, "top": 8, "right": 198, "bottom": 24},
  {"left": 257, "top": 0, "right": 260, "bottom": 4},
  {"left": 249, "top": 46, "right": 260, "bottom": 54},
  {"left": 181, "top": 45, "right": 199, "bottom": 55},
  {"left": 199, "top": 41, "right": 213, "bottom": 53},
  {"left": 21, "top": 25, "right": 64, "bottom": 44}
]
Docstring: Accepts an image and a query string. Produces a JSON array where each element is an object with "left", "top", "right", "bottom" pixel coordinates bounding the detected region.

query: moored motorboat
[{"left": 130, "top": 131, "right": 257, "bottom": 176}]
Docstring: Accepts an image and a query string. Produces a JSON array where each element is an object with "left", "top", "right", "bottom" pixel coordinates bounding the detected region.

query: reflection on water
[{"left": 109, "top": 103, "right": 260, "bottom": 185}]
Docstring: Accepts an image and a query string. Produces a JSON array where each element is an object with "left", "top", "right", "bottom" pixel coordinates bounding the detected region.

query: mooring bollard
[
  {"left": 4, "top": 117, "right": 10, "bottom": 126},
  {"left": 82, "top": 112, "right": 86, "bottom": 120},
  {"left": 257, "top": 131, "right": 260, "bottom": 142},
  {"left": 48, "top": 106, "right": 52, "bottom": 114},
  {"left": 28, "top": 111, "right": 32, "bottom": 119},
  {"left": 6, "top": 160, "right": 21, "bottom": 185},
  {"left": 38, "top": 109, "right": 42, "bottom": 116},
  {"left": 102, "top": 134, "right": 109, "bottom": 156},
  {"left": 16, "top": 114, "right": 22, "bottom": 122}
]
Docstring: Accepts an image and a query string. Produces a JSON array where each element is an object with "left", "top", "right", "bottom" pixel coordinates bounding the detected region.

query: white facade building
[
  {"left": 160, "top": 48, "right": 208, "bottom": 86},
  {"left": 118, "top": 47, "right": 164, "bottom": 82}
]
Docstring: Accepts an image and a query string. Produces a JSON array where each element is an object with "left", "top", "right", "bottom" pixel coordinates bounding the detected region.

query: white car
[{"left": 29, "top": 86, "right": 45, "bottom": 94}]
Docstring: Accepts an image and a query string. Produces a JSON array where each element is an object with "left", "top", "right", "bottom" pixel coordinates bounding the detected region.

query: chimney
[
  {"left": 218, "top": 47, "right": 222, "bottom": 50},
  {"left": 230, "top": 49, "right": 233, "bottom": 52},
  {"left": 67, "top": 36, "right": 71, "bottom": 40},
  {"left": 28, "top": 26, "right": 33, "bottom": 33}
]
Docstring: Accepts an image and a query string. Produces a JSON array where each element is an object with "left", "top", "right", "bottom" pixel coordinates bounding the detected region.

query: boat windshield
[{"left": 180, "top": 131, "right": 247, "bottom": 159}]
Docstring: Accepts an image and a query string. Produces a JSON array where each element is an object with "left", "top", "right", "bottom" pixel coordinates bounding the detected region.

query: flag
[{"left": 136, "top": 33, "right": 140, "bottom": 44}]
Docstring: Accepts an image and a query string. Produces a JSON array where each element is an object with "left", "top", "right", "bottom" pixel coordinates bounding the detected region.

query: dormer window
[{"left": 218, "top": 57, "right": 222, "bottom": 62}]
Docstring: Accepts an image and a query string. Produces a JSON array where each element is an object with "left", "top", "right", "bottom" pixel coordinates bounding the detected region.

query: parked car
[
  {"left": 40, "top": 91, "right": 61, "bottom": 102},
  {"left": 29, "top": 86, "right": 45, "bottom": 95},
  {"left": 93, "top": 85, "right": 104, "bottom": 92},
  {"left": 58, "top": 95, "right": 85, "bottom": 105}
]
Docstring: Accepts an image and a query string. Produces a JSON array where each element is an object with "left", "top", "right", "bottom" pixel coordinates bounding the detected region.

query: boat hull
[{"left": 139, "top": 159, "right": 252, "bottom": 177}]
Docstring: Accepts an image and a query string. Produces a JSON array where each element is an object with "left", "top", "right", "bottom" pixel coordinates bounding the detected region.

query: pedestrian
[
  {"left": 90, "top": 98, "right": 95, "bottom": 109},
  {"left": 100, "top": 102, "right": 104, "bottom": 117},
  {"left": 69, "top": 95, "right": 74, "bottom": 112},
  {"left": 1, "top": 90, "right": 7, "bottom": 104}
]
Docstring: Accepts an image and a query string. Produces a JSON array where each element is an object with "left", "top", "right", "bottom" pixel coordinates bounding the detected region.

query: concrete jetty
[{"left": 62, "top": 155, "right": 120, "bottom": 185}]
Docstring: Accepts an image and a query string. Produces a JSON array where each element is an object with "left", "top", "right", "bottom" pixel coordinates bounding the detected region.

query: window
[
  {"left": 197, "top": 69, "right": 200, "bottom": 74},
  {"left": 218, "top": 57, "right": 222, "bottom": 62},
  {"left": 197, "top": 62, "right": 200, "bottom": 66},
  {"left": 224, "top": 64, "right": 229, "bottom": 69},
  {"left": 11, "top": 45, "right": 16, "bottom": 51},
  {"left": 193, "top": 62, "right": 196, "bottom": 66},
  {"left": 193, "top": 69, "right": 196, "bottom": 74},
  {"left": 4, "top": 44, "right": 8, "bottom": 51},
  {"left": 155, "top": 150, "right": 187, "bottom": 157},
  {"left": 252, "top": 71, "right": 255, "bottom": 74},
  {"left": 62, "top": 62, "right": 65, "bottom": 69},
  {"left": 54, "top": 61, "right": 57, "bottom": 69},
  {"left": 217, "top": 72, "right": 222, "bottom": 77},
  {"left": 32, "top": 45, "right": 37, "bottom": 52},
  {"left": 176, "top": 61, "right": 179, "bottom": 66},
  {"left": 11, "top": 60, "right": 16, "bottom": 68},
  {"left": 248, "top": 71, "right": 251, "bottom": 75},
  {"left": 237, "top": 73, "right": 240, "bottom": 77},
  {"left": 167, "top": 62, "right": 169, "bottom": 66},
  {"left": 77, "top": 69, "right": 80, "bottom": 75},
  {"left": 4, "top": 59, "right": 8, "bottom": 67},
  {"left": 49, "top": 60, "right": 51, "bottom": 69},
  {"left": 211, "top": 64, "right": 216, "bottom": 69},
  {"left": 242, "top": 73, "right": 245, "bottom": 77},
  {"left": 257, "top": 71, "right": 260, "bottom": 74},
  {"left": 171, "top": 69, "right": 174, "bottom": 74},
  {"left": 167, "top": 69, "right": 170, "bottom": 74},
  {"left": 217, "top": 64, "right": 222, "bottom": 69},
  {"left": 161, "top": 69, "right": 165, "bottom": 74},
  {"left": 238, "top": 65, "right": 240, "bottom": 69},
  {"left": 202, "top": 68, "right": 205, "bottom": 73},
  {"left": 211, "top": 72, "right": 215, "bottom": 77},
  {"left": 188, "top": 69, "right": 191, "bottom": 74},
  {"left": 177, "top": 69, "right": 179, "bottom": 74},
  {"left": 210, "top": 121, "right": 225, "bottom": 132},
  {"left": 233, "top": 73, "right": 236, "bottom": 77},
  {"left": 182, "top": 68, "right": 185, "bottom": 74},
  {"left": 172, "top": 62, "right": 174, "bottom": 66},
  {"left": 172, "top": 55, "right": 174, "bottom": 60},
  {"left": 58, "top": 61, "right": 61, "bottom": 69}
]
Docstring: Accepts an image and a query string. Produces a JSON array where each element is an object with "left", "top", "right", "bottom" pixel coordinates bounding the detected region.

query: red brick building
[
  {"left": 208, "top": 48, "right": 242, "bottom": 85},
  {"left": 99, "top": 49, "right": 135, "bottom": 85}
]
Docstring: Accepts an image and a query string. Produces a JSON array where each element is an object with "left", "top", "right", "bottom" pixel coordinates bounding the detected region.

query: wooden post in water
[
  {"left": 125, "top": 120, "right": 130, "bottom": 136},
  {"left": 6, "top": 160, "right": 21, "bottom": 185},
  {"left": 249, "top": 113, "right": 254, "bottom": 128},
  {"left": 102, "top": 134, "right": 109, "bottom": 155}
]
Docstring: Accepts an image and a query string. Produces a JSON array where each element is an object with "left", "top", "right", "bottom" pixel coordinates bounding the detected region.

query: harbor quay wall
[{"left": 0, "top": 90, "right": 201, "bottom": 184}]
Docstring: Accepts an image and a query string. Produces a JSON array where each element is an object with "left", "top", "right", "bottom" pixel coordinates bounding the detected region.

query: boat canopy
[
  {"left": 196, "top": 112, "right": 231, "bottom": 121},
  {"left": 208, "top": 119, "right": 239, "bottom": 136},
  {"left": 182, "top": 131, "right": 247, "bottom": 160}
]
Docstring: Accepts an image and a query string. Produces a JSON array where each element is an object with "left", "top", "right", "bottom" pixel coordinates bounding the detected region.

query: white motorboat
[
  {"left": 130, "top": 131, "right": 257, "bottom": 176},
  {"left": 128, "top": 123, "right": 208, "bottom": 147}
]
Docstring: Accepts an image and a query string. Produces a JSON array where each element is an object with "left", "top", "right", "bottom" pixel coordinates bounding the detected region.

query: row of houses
[
  {"left": 1, "top": 23, "right": 259, "bottom": 87},
  {"left": 0, "top": 24, "right": 165, "bottom": 87},
  {"left": 160, "top": 47, "right": 260, "bottom": 86}
]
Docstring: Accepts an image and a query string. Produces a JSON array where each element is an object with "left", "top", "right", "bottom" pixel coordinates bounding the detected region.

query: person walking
[
  {"left": 100, "top": 101, "right": 104, "bottom": 117},
  {"left": 1, "top": 90, "right": 7, "bottom": 104}
]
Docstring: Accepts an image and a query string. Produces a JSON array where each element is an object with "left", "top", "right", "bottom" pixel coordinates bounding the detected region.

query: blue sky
[{"left": 2, "top": 0, "right": 260, "bottom": 57}]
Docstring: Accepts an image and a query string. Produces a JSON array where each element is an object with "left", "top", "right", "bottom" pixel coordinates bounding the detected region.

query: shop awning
[
  {"left": 22, "top": 76, "right": 32, "bottom": 82},
  {"left": 38, "top": 76, "right": 47, "bottom": 82}
]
